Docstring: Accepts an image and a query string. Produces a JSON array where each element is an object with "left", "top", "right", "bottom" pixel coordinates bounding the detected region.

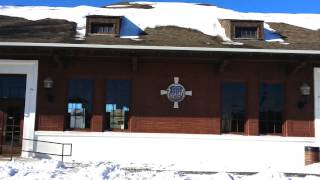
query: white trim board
[
  {"left": 0, "top": 42, "right": 320, "bottom": 55},
  {"left": 0, "top": 60, "right": 38, "bottom": 158},
  {"left": 35, "top": 131, "right": 316, "bottom": 143},
  {"left": 314, "top": 67, "right": 320, "bottom": 144}
]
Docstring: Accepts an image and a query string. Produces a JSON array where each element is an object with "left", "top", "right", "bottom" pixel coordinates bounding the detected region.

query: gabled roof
[
  {"left": 0, "top": 15, "right": 76, "bottom": 43},
  {"left": 0, "top": 2, "right": 319, "bottom": 51}
]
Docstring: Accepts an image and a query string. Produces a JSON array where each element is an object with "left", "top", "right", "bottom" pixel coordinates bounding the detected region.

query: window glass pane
[
  {"left": 91, "top": 23, "right": 114, "bottom": 33},
  {"left": 0, "top": 76, "right": 26, "bottom": 99},
  {"left": 106, "top": 80, "right": 130, "bottom": 130},
  {"left": 259, "top": 83, "right": 283, "bottom": 134},
  {"left": 67, "top": 79, "right": 93, "bottom": 129},
  {"left": 221, "top": 82, "right": 246, "bottom": 133},
  {"left": 235, "top": 27, "right": 257, "bottom": 38}
]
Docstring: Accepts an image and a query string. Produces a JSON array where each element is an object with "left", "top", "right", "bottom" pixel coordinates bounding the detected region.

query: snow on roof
[{"left": 0, "top": 2, "right": 319, "bottom": 43}]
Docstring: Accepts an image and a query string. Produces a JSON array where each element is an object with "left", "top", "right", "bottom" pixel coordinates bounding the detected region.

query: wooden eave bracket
[
  {"left": 218, "top": 59, "right": 229, "bottom": 73},
  {"left": 53, "top": 54, "right": 72, "bottom": 69},
  {"left": 51, "top": 54, "right": 62, "bottom": 68},
  {"left": 287, "top": 61, "right": 307, "bottom": 75},
  {"left": 132, "top": 57, "right": 138, "bottom": 72}
]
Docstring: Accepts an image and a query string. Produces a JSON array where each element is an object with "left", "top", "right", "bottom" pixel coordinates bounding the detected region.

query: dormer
[
  {"left": 86, "top": 15, "right": 122, "bottom": 36},
  {"left": 219, "top": 19, "right": 264, "bottom": 40}
]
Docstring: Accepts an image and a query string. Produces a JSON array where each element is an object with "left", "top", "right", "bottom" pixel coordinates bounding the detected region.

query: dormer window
[
  {"left": 86, "top": 15, "right": 122, "bottom": 36},
  {"left": 219, "top": 19, "right": 264, "bottom": 40},
  {"left": 235, "top": 27, "right": 258, "bottom": 39},
  {"left": 91, "top": 23, "right": 114, "bottom": 34}
]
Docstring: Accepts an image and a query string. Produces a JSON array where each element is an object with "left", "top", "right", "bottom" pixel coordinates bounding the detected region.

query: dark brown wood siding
[{"left": 36, "top": 57, "right": 315, "bottom": 137}]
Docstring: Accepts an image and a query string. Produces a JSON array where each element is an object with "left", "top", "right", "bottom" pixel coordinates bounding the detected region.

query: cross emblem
[{"left": 160, "top": 77, "right": 192, "bottom": 108}]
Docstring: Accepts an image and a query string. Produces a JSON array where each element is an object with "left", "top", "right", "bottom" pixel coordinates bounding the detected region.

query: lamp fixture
[
  {"left": 300, "top": 83, "right": 311, "bottom": 96},
  {"left": 43, "top": 77, "right": 54, "bottom": 89},
  {"left": 43, "top": 77, "right": 54, "bottom": 103},
  {"left": 297, "top": 83, "right": 311, "bottom": 109}
]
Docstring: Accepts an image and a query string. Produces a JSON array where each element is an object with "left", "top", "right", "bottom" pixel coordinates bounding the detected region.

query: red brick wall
[
  {"left": 36, "top": 57, "right": 315, "bottom": 137},
  {"left": 130, "top": 117, "right": 217, "bottom": 134}
]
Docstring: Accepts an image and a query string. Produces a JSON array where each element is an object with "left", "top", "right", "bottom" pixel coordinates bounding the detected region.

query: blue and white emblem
[{"left": 161, "top": 77, "right": 192, "bottom": 108}]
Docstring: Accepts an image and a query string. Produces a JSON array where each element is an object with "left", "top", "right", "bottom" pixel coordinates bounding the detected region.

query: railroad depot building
[{"left": 0, "top": 2, "right": 320, "bottom": 172}]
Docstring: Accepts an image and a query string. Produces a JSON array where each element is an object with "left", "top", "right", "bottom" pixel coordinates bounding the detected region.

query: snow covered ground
[
  {"left": 0, "top": 158, "right": 319, "bottom": 180},
  {"left": 0, "top": 2, "right": 319, "bottom": 42}
]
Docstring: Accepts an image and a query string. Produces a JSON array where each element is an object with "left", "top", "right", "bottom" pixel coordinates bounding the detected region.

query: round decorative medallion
[
  {"left": 167, "top": 83, "right": 186, "bottom": 102},
  {"left": 160, "top": 77, "right": 192, "bottom": 108}
]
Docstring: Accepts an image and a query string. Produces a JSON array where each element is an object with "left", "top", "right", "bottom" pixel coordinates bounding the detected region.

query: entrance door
[
  {"left": 0, "top": 75, "right": 26, "bottom": 155},
  {"left": 0, "top": 101, "right": 24, "bottom": 154}
]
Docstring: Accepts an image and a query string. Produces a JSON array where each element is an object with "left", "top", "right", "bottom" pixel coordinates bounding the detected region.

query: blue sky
[{"left": 1, "top": 0, "right": 320, "bottom": 13}]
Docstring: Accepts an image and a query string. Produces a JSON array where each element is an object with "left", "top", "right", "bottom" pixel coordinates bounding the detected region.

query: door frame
[
  {"left": 314, "top": 68, "right": 320, "bottom": 144},
  {"left": 0, "top": 60, "right": 38, "bottom": 157}
]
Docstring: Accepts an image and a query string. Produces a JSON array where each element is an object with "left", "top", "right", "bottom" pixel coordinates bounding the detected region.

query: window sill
[
  {"left": 87, "top": 33, "right": 119, "bottom": 37},
  {"left": 259, "top": 133, "right": 283, "bottom": 136},
  {"left": 233, "top": 38, "right": 261, "bottom": 40},
  {"left": 105, "top": 128, "right": 129, "bottom": 132},
  {"left": 65, "top": 128, "right": 91, "bottom": 132},
  {"left": 221, "top": 132, "right": 245, "bottom": 135}
]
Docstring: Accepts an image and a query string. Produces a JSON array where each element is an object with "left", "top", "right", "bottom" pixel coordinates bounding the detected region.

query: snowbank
[
  {"left": 0, "top": 159, "right": 319, "bottom": 180},
  {"left": 0, "top": 2, "right": 319, "bottom": 42}
]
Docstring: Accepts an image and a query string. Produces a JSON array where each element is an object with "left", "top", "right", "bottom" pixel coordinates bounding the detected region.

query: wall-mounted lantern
[
  {"left": 300, "top": 83, "right": 311, "bottom": 96},
  {"left": 297, "top": 83, "right": 311, "bottom": 109},
  {"left": 43, "top": 77, "right": 54, "bottom": 89},
  {"left": 43, "top": 77, "right": 54, "bottom": 102}
]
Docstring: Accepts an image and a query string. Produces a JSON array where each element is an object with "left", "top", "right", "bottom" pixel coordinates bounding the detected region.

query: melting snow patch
[
  {"left": 130, "top": 38, "right": 143, "bottom": 41},
  {"left": 222, "top": 41, "right": 244, "bottom": 45},
  {"left": 280, "top": 42, "right": 290, "bottom": 45}
]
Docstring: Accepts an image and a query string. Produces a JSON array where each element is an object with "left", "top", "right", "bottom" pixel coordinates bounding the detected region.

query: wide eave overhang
[{"left": 0, "top": 42, "right": 319, "bottom": 61}]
